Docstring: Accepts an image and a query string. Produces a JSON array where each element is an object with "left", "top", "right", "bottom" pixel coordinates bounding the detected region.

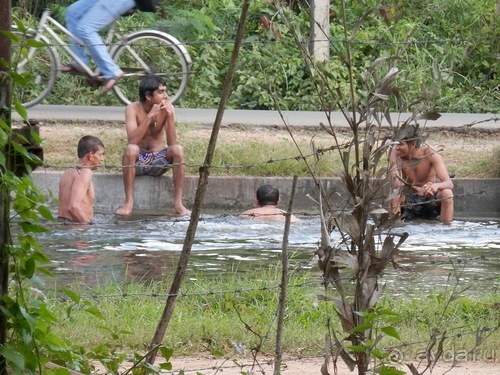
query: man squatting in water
[{"left": 388, "top": 125, "right": 454, "bottom": 224}]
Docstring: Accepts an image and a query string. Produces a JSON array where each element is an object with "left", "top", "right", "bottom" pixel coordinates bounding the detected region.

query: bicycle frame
[
  {"left": 14, "top": 9, "right": 192, "bottom": 106},
  {"left": 28, "top": 9, "right": 119, "bottom": 78}
]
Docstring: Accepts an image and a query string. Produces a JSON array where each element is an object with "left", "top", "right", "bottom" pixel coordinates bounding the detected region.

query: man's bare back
[
  {"left": 58, "top": 136, "right": 105, "bottom": 223},
  {"left": 58, "top": 168, "right": 95, "bottom": 222},
  {"left": 239, "top": 206, "right": 299, "bottom": 223}
]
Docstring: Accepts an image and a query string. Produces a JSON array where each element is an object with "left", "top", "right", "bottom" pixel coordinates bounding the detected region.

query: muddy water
[{"left": 32, "top": 214, "right": 499, "bottom": 294}]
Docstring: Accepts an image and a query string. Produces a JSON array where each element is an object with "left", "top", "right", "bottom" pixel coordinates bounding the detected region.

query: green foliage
[
  {"left": 1, "top": 27, "right": 174, "bottom": 375},
  {"left": 40, "top": 276, "right": 500, "bottom": 358},
  {"left": 10, "top": 0, "right": 499, "bottom": 112}
]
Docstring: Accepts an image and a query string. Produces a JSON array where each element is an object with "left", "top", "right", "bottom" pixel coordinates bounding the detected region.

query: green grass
[
  {"left": 43, "top": 270, "right": 499, "bottom": 360},
  {"left": 35, "top": 121, "right": 500, "bottom": 178}
]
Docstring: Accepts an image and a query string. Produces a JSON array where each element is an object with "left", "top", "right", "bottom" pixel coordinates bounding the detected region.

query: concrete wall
[{"left": 32, "top": 172, "right": 500, "bottom": 219}]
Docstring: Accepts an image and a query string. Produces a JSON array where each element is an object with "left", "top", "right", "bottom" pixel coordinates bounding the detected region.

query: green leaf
[
  {"left": 26, "top": 39, "right": 48, "bottom": 48},
  {"left": 159, "top": 346, "right": 174, "bottom": 361},
  {"left": 23, "top": 257, "right": 36, "bottom": 278},
  {"left": 349, "top": 321, "right": 372, "bottom": 333},
  {"left": 0, "top": 343, "right": 25, "bottom": 370},
  {"left": 371, "top": 348, "right": 388, "bottom": 359},
  {"left": 46, "top": 368, "right": 71, "bottom": 374},
  {"left": 381, "top": 326, "right": 401, "bottom": 341},
  {"left": 347, "top": 345, "right": 366, "bottom": 353},
  {"left": 13, "top": 99, "right": 28, "bottom": 121},
  {"left": 378, "top": 308, "right": 400, "bottom": 317},
  {"left": 62, "top": 287, "right": 81, "bottom": 304},
  {"left": 35, "top": 266, "right": 53, "bottom": 277},
  {"left": 84, "top": 306, "right": 105, "bottom": 320},
  {"left": 159, "top": 362, "right": 173, "bottom": 370},
  {"left": 0, "top": 127, "right": 8, "bottom": 146},
  {"left": 117, "top": 329, "right": 133, "bottom": 335},
  {"left": 20, "top": 306, "right": 37, "bottom": 331},
  {"left": 41, "top": 333, "right": 66, "bottom": 349},
  {"left": 19, "top": 221, "right": 48, "bottom": 233},
  {"left": 37, "top": 204, "right": 54, "bottom": 220},
  {"left": 210, "top": 348, "right": 225, "bottom": 357},
  {"left": 0, "top": 30, "right": 21, "bottom": 42},
  {"left": 380, "top": 365, "right": 406, "bottom": 375}
]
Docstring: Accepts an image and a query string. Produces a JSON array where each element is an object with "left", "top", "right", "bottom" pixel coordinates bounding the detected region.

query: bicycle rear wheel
[
  {"left": 11, "top": 30, "right": 58, "bottom": 108},
  {"left": 111, "top": 30, "right": 192, "bottom": 105}
]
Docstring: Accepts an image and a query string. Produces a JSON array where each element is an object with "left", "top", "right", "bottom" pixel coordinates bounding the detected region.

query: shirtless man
[
  {"left": 115, "top": 75, "right": 190, "bottom": 216},
  {"left": 389, "top": 126, "right": 454, "bottom": 224},
  {"left": 239, "top": 184, "right": 299, "bottom": 223},
  {"left": 58, "top": 135, "right": 105, "bottom": 223}
]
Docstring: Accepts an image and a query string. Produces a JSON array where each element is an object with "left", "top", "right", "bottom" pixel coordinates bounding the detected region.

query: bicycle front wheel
[
  {"left": 111, "top": 30, "right": 192, "bottom": 105},
  {"left": 11, "top": 31, "right": 58, "bottom": 108}
]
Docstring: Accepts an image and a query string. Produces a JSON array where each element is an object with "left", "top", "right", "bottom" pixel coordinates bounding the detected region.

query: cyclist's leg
[
  {"left": 75, "top": 0, "right": 135, "bottom": 78},
  {"left": 65, "top": 0, "right": 97, "bottom": 68}
]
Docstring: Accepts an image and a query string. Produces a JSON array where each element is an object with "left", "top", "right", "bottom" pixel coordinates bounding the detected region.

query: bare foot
[
  {"left": 101, "top": 71, "right": 124, "bottom": 94},
  {"left": 116, "top": 205, "right": 133, "bottom": 216},
  {"left": 61, "top": 64, "right": 86, "bottom": 75},
  {"left": 174, "top": 205, "right": 191, "bottom": 216}
]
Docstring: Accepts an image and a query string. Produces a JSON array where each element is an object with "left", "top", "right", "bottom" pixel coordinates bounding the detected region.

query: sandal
[
  {"left": 100, "top": 72, "right": 124, "bottom": 94},
  {"left": 61, "top": 64, "right": 86, "bottom": 76}
]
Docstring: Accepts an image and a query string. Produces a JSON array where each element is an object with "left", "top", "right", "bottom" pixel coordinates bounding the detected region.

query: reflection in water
[{"left": 32, "top": 213, "right": 499, "bottom": 295}]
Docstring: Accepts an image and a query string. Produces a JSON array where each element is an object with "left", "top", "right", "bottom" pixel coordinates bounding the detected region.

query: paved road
[{"left": 13, "top": 105, "right": 500, "bottom": 129}]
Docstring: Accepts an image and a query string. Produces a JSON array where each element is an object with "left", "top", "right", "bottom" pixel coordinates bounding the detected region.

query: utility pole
[
  {"left": 0, "top": 0, "right": 11, "bottom": 373},
  {"left": 310, "top": 0, "right": 330, "bottom": 62}
]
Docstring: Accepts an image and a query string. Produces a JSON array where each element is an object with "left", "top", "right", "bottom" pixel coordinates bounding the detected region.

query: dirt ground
[
  {"left": 26, "top": 121, "right": 500, "bottom": 375},
  {"left": 33, "top": 121, "right": 500, "bottom": 178},
  {"left": 116, "top": 354, "right": 499, "bottom": 374}
]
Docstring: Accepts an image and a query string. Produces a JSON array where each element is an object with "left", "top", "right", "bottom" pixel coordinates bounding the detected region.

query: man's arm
[
  {"left": 67, "top": 170, "right": 92, "bottom": 222},
  {"left": 388, "top": 147, "right": 403, "bottom": 189},
  {"left": 422, "top": 150, "right": 454, "bottom": 197},
  {"left": 163, "top": 100, "right": 177, "bottom": 146},
  {"left": 388, "top": 147, "right": 403, "bottom": 215}
]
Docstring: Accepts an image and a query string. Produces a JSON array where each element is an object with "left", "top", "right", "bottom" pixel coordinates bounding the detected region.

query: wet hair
[
  {"left": 77, "top": 135, "right": 104, "bottom": 159},
  {"left": 139, "top": 75, "right": 167, "bottom": 102},
  {"left": 256, "top": 184, "right": 280, "bottom": 206}
]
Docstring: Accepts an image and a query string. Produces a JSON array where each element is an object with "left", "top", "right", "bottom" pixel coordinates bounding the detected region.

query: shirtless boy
[
  {"left": 239, "top": 184, "right": 299, "bottom": 223},
  {"left": 115, "top": 75, "right": 190, "bottom": 216},
  {"left": 389, "top": 126, "right": 454, "bottom": 224},
  {"left": 58, "top": 135, "right": 105, "bottom": 223}
]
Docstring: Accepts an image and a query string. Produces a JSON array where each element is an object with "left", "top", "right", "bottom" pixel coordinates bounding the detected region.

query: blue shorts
[{"left": 135, "top": 149, "right": 172, "bottom": 176}]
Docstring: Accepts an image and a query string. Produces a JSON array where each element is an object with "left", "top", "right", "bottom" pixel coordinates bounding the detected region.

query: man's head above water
[{"left": 256, "top": 184, "right": 280, "bottom": 206}]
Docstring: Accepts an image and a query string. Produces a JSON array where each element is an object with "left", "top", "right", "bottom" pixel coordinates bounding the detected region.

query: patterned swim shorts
[{"left": 135, "top": 148, "right": 171, "bottom": 176}]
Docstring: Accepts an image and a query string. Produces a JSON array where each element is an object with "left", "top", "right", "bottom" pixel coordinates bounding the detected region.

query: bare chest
[{"left": 400, "top": 158, "right": 435, "bottom": 185}]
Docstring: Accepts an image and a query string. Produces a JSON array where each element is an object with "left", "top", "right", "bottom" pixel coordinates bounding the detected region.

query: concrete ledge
[{"left": 31, "top": 172, "right": 499, "bottom": 219}]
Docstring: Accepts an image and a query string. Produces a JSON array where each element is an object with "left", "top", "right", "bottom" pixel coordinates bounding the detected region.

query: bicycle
[{"left": 11, "top": 9, "right": 192, "bottom": 108}]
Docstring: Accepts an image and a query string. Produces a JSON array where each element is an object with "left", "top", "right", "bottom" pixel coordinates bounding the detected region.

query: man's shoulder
[
  {"left": 126, "top": 101, "right": 142, "bottom": 111},
  {"left": 420, "top": 144, "right": 445, "bottom": 162}
]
